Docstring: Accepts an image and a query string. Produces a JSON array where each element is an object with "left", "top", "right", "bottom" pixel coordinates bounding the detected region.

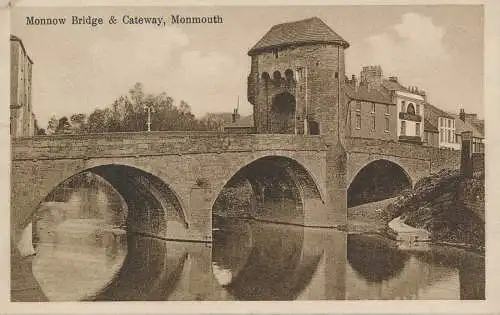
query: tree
[
  {"left": 70, "top": 113, "right": 87, "bottom": 133},
  {"left": 56, "top": 116, "right": 72, "bottom": 134},
  {"left": 46, "top": 115, "right": 59, "bottom": 135},
  {"left": 43, "top": 82, "right": 219, "bottom": 135}
]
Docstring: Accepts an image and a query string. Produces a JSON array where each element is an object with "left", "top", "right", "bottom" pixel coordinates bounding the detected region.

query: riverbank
[
  {"left": 382, "top": 169, "right": 485, "bottom": 253},
  {"left": 347, "top": 198, "right": 398, "bottom": 240}
]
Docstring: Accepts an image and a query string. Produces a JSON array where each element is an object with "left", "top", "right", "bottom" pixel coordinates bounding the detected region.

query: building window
[
  {"left": 385, "top": 104, "right": 390, "bottom": 115},
  {"left": 439, "top": 117, "right": 443, "bottom": 127},
  {"left": 416, "top": 123, "right": 420, "bottom": 136},
  {"left": 401, "top": 100, "right": 406, "bottom": 112},
  {"left": 447, "top": 130, "right": 451, "bottom": 143},
  {"left": 407, "top": 103, "right": 415, "bottom": 115},
  {"left": 273, "top": 49, "right": 279, "bottom": 58},
  {"left": 416, "top": 104, "right": 420, "bottom": 115},
  {"left": 355, "top": 100, "right": 361, "bottom": 112},
  {"left": 371, "top": 103, "right": 376, "bottom": 113},
  {"left": 371, "top": 116, "right": 376, "bottom": 130},
  {"left": 385, "top": 117, "right": 390, "bottom": 131},
  {"left": 355, "top": 114, "right": 361, "bottom": 129},
  {"left": 455, "top": 134, "right": 458, "bottom": 143},
  {"left": 440, "top": 129, "right": 444, "bottom": 141},
  {"left": 401, "top": 121, "right": 406, "bottom": 136},
  {"left": 447, "top": 119, "right": 451, "bottom": 128}
]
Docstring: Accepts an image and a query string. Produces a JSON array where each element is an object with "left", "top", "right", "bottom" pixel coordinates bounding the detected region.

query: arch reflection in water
[
  {"left": 346, "top": 234, "right": 469, "bottom": 300},
  {"left": 32, "top": 172, "right": 129, "bottom": 301},
  {"left": 91, "top": 235, "right": 189, "bottom": 301},
  {"left": 211, "top": 218, "right": 339, "bottom": 301}
]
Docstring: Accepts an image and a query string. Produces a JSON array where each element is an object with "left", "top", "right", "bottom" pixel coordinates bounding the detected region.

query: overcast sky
[{"left": 11, "top": 5, "right": 483, "bottom": 127}]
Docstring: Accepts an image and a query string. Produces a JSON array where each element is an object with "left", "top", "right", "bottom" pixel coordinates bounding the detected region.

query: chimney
[
  {"left": 465, "top": 113, "right": 478, "bottom": 123},
  {"left": 459, "top": 108, "right": 466, "bottom": 122},
  {"left": 360, "top": 65, "right": 383, "bottom": 89},
  {"left": 346, "top": 74, "right": 358, "bottom": 90}
]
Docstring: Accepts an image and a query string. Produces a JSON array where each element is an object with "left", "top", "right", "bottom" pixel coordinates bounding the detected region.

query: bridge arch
[
  {"left": 23, "top": 163, "right": 188, "bottom": 246},
  {"left": 348, "top": 158, "right": 412, "bottom": 208},
  {"left": 211, "top": 155, "right": 325, "bottom": 226}
]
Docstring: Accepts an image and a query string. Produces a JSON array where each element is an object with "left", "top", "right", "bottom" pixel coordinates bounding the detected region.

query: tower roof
[{"left": 248, "top": 17, "right": 349, "bottom": 55}]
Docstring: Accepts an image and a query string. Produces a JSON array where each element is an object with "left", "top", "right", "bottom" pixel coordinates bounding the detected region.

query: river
[{"left": 15, "top": 181, "right": 485, "bottom": 301}]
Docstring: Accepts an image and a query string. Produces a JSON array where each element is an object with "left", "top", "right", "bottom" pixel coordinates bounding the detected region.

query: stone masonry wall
[{"left": 249, "top": 44, "right": 346, "bottom": 138}]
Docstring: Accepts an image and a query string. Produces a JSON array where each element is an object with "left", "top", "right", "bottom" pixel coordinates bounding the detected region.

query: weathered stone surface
[{"left": 11, "top": 132, "right": 460, "bottom": 243}]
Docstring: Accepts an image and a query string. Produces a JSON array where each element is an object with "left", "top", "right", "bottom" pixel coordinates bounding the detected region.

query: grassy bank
[{"left": 382, "top": 169, "right": 485, "bottom": 250}]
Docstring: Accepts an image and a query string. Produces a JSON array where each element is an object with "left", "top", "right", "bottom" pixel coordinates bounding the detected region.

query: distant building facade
[
  {"left": 241, "top": 17, "right": 484, "bottom": 151},
  {"left": 10, "top": 35, "right": 35, "bottom": 138},
  {"left": 344, "top": 72, "right": 397, "bottom": 142},
  {"left": 344, "top": 66, "right": 427, "bottom": 145},
  {"left": 425, "top": 103, "right": 458, "bottom": 150}
]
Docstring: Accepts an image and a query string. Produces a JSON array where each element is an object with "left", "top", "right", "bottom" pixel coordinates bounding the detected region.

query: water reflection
[
  {"left": 347, "top": 234, "right": 410, "bottom": 283},
  {"left": 21, "top": 177, "right": 484, "bottom": 301},
  {"left": 346, "top": 234, "right": 484, "bottom": 300},
  {"left": 212, "top": 218, "right": 326, "bottom": 300}
]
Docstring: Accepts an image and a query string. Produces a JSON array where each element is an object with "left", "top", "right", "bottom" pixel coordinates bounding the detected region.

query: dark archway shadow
[
  {"left": 212, "top": 156, "right": 323, "bottom": 227},
  {"left": 348, "top": 159, "right": 412, "bottom": 208}
]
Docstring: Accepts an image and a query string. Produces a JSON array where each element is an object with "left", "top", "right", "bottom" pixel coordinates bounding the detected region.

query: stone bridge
[{"left": 11, "top": 132, "right": 460, "bottom": 244}]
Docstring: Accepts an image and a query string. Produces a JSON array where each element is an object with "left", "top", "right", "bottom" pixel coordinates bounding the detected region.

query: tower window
[
  {"left": 401, "top": 100, "right": 406, "bottom": 112},
  {"left": 371, "top": 116, "right": 376, "bottom": 130},
  {"left": 273, "top": 49, "right": 279, "bottom": 58},
  {"left": 371, "top": 103, "right": 376, "bottom": 113},
  {"left": 416, "top": 122, "right": 420, "bottom": 136},
  {"left": 401, "top": 121, "right": 406, "bottom": 136},
  {"left": 273, "top": 71, "right": 282, "bottom": 81},
  {"left": 355, "top": 113, "right": 361, "bottom": 129},
  {"left": 416, "top": 104, "right": 420, "bottom": 115},
  {"left": 385, "top": 117, "right": 390, "bottom": 131},
  {"left": 385, "top": 105, "right": 390, "bottom": 115}
]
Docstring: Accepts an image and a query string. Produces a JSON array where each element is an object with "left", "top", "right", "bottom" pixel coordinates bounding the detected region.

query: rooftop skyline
[{"left": 11, "top": 5, "right": 484, "bottom": 127}]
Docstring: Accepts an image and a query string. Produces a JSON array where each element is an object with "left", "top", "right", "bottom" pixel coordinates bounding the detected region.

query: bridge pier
[{"left": 323, "top": 140, "right": 348, "bottom": 227}]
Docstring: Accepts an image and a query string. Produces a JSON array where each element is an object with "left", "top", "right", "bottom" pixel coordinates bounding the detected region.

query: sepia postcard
[{"left": 1, "top": 0, "right": 499, "bottom": 314}]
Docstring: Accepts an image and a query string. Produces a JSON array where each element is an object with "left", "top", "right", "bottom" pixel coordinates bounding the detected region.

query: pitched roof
[
  {"left": 424, "top": 119, "right": 438, "bottom": 132},
  {"left": 381, "top": 79, "right": 409, "bottom": 93},
  {"left": 248, "top": 17, "right": 349, "bottom": 55},
  {"left": 425, "top": 103, "right": 455, "bottom": 119},
  {"left": 344, "top": 84, "right": 393, "bottom": 105}
]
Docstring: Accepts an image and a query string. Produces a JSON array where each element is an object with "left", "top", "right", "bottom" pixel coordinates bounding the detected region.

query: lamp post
[{"left": 144, "top": 105, "right": 154, "bottom": 132}]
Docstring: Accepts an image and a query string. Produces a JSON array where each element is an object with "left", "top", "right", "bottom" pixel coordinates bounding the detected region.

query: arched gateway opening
[
  {"left": 270, "top": 92, "right": 296, "bottom": 134},
  {"left": 16, "top": 164, "right": 187, "bottom": 301},
  {"left": 212, "top": 156, "right": 323, "bottom": 226},
  {"left": 348, "top": 159, "right": 412, "bottom": 208}
]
